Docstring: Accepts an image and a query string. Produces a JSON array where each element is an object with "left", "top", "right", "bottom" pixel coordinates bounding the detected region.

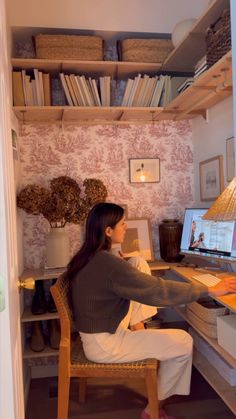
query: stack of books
[
  {"left": 121, "top": 74, "right": 173, "bottom": 107},
  {"left": 12, "top": 69, "right": 51, "bottom": 106},
  {"left": 59, "top": 73, "right": 109, "bottom": 106},
  {"left": 194, "top": 56, "right": 208, "bottom": 80},
  {"left": 177, "top": 77, "right": 194, "bottom": 94}
]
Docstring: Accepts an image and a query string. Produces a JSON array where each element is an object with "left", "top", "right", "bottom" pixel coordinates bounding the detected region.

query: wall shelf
[
  {"left": 12, "top": 51, "right": 232, "bottom": 124},
  {"left": 23, "top": 344, "right": 58, "bottom": 359},
  {"left": 11, "top": 0, "right": 232, "bottom": 124},
  {"left": 21, "top": 307, "right": 59, "bottom": 323},
  {"left": 164, "top": 50, "right": 232, "bottom": 120},
  {"left": 162, "top": 0, "right": 230, "bottom": 72},
  {"left": 11, "top": 58, "right": 162, "bottom": 80}
]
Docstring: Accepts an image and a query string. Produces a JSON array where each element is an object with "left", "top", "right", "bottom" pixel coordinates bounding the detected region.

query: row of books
[
  {"left": 12, "top": 70, "right": 51, "bottom": 107},
  {"left": 60, "top": 73, "right": 110, "bottom": 106},
  {"left": 12, "top": 70, "right": 112, "bottom": 107},
  {"left": 122, "top": 74, "right": 172, "bottom": 107},
  {"left": 12, "top": 69, "right": 187, "bottom": 108},
  {"left": 194, "top": 55, "right": 208, "bottom": 80}
]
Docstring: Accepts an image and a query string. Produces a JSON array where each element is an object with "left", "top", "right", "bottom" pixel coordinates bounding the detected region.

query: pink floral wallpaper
[{"left": 18, "top": 120, "right": 194, "bottom": 269}]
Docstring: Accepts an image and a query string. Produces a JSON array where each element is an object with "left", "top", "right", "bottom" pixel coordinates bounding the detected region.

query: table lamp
[{"left": 203, "top": 177, "right": 236, "bottom": 221}]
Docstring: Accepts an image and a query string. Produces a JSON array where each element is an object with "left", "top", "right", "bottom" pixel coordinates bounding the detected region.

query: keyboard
[{"left": 192, "top": 273, "right": 221, "bottom": 287}]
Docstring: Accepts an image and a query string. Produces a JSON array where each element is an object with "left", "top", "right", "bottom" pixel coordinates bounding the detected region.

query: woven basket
[
  {"left": 35, "top": 34, "right": 104, "bottom": 60},
  {"left": 206, "top": 9, "right": 231, "bottom": 68},
  {"left": 187, "top": 298, "right": 228, "bottom": 325},
  {"left": 119, "top": 38, "right": 173, "bottom": 63},
  {"left": 186, "top": 307, "right": 218, "bottom": 339}
]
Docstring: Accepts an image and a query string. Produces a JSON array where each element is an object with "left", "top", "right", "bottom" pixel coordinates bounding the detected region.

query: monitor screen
[{"left": 180, "top": 208, "right": 236, "bottom": 263}]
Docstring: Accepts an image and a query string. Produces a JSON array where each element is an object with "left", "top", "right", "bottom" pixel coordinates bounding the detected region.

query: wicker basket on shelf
[
  {"left": 35, "top": 34, "right": 104, "bottom": 60},
  {"left": 118, "top": 38, "right": 173, "bottom": 63},
  {"left": 186, "top": 298, "right": 229, "bottom": 339},
  {"left": 206, "top": 8, "right": 231, "bottom": 68}
]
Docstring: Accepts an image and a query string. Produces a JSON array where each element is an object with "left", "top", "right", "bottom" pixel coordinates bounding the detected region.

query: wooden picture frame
[
  {"left": 199, "top": 155, "right": 224, "bottom": 201},
  {"left": 226, "top": 137, "right": 235, "bottom": 182},
  {"left": 121, "top": 218, "right": 154, "bottom": 261},
  {"left": 129, "top": 158, "right": 160, "bottom": 183}
]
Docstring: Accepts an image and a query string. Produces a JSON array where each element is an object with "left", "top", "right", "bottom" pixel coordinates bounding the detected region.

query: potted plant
[{"left": 17, "top": 176, "right": 107, "bottom": 267}]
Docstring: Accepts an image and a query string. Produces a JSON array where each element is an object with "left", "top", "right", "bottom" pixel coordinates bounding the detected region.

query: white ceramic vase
[{"left": 45, "top": 227, "right": 70, "bottom": 268}]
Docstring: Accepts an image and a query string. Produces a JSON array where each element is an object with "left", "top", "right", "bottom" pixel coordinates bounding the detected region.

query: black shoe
[
  {"left": 31, "top": 280, "right": 47, "bottom": 315},
  {"left": 48, "top": 319, "right": 60, "bottom": 350},
  {"left": 48, "top": 279, "right": 57, "bottom": 313}
]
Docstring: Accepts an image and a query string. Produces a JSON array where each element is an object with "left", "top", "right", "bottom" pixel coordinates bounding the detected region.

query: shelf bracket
[{"left": 117, "top": 111, "right": 124, "bottom": 121}]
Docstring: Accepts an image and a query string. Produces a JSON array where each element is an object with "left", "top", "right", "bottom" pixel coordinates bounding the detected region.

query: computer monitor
[{"left": 180, "top": 208, "right": 236, "bottom": 264}]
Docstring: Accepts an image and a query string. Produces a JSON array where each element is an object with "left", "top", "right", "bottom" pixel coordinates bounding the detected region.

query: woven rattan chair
[{"left": 50, "top": 274, "right": 159, "bottom": 419}]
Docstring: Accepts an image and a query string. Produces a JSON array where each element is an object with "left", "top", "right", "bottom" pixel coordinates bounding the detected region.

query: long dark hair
[{"left": 66, "top": 202, "right": 124, "bottom": 281}]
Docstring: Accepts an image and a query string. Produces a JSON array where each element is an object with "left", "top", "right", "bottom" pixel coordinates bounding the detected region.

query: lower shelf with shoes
[
  {"left": 21, "top": 273, "right": 61, "bottom": 367},
  {"left": 23, "top": 344, "right": 59, "bottom": 359}
]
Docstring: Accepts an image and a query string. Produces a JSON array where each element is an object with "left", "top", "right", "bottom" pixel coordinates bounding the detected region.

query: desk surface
[
  {"left": 171, "top": 266, "right": 236, "bottom": 313},
  {"left": 149, "top": 260, "right": 172, "bottom": 270}
]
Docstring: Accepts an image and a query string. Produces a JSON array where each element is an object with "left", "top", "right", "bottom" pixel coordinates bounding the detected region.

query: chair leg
[
  {"left": 79, "top": 377, "right": 87, "bottom": 403},
  {"left": 57, "top": 375, "right": 70, "bottom": 419},
  {"left": 146, "top": 369, "right": 159, "bottom": 419}
]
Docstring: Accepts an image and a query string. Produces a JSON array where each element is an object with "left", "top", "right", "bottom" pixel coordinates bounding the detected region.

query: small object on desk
[{"left": 192, "top": 273, "right": 221, "bottom": 287}]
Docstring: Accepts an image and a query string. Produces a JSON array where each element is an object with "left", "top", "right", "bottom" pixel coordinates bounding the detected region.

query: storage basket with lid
[
  {"left": 118, "top": 38, "right": 173, "bottom": 63},
  {"left": 35, "top": 34, "right": 104, "bottom": 61}
]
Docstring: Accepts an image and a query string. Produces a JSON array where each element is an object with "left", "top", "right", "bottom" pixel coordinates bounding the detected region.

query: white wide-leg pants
[
  {"left": 80, "top": 303, "right": 193, "bottom": 400},
  {"left": 127, "top": 255, "right": 157, "bottom": 324},
  {"left": 80, "top": 256, "right": 193, "bottom": 401}
]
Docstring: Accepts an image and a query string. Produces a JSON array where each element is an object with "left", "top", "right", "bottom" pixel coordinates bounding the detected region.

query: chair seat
[{"left": 71, "top": 334, "right": 158, "bottom": 373}]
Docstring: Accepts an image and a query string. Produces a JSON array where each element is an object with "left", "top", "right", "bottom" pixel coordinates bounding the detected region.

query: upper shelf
[
  {"left": 12, "top": 50, "right": 232, "bottom": 124},
  {"left": 11, "top": 0, "right": 232, "bottom": 124},
  {"left": 11, "top": 58, "right": 162, "bottom": 80},
  {"left": 162, "top": 0, "right": 230, "bottom": 72},
  {"left": 164, "top": 50, "right": 232, "bottom": 120}
]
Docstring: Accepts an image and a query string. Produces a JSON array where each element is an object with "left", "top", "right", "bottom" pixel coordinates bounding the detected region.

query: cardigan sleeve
[{"left": 106, "top": 253, "right": 208, "bottom": 307}]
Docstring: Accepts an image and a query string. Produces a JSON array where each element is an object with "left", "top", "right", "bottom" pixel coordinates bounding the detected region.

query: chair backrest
[{"left": 50, "top": 274, "right": 73, "bottom": 341}]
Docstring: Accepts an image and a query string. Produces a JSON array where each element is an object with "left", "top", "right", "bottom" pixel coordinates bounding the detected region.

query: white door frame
[{"left": 0, "top": 0, "right": 24, "bottom": 417}]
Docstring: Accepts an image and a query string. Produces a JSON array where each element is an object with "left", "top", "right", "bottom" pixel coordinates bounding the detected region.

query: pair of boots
[
  {"left": 31, "top": 279, "right": 57, "bottom": 315},
  {"left": 29, "top": 319, "right": 60, "bottom": 352}
]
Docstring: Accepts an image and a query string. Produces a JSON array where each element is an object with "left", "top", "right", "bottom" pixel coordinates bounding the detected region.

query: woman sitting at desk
[{"left": 66, "top": 203, "right": 236, "bottom": 419}]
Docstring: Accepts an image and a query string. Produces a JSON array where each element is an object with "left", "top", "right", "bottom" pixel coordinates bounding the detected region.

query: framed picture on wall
[
  {"left": 129, "top": 158, "right": 160, "bottom": 183},
  {"left": 199, "top": 155, "right": 224, "bottom": 201},
  {"left": 121, "top": 218, "right": 154, "bottom": 261},
  {"left": 226, "top": 137, "right": 235, "bottom": 182}
]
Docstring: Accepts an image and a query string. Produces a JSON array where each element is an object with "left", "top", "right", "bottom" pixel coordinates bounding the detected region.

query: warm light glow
[
  {"left": 140, "top": 173, "right": 146, "bottom": 182},
  {"left": 203, "top": 177, "right": 236, "bottom": 221}
]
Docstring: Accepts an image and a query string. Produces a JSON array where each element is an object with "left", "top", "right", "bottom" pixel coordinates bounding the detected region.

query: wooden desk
[
  {"left": 148, "top": 260, "right": 173, "bottom": 271},
  {"left": 169, "top": 266, "right": 236, "bottom": 415},
  {"left": 171, "top": 266, "right": 236, "bottom": 313}
]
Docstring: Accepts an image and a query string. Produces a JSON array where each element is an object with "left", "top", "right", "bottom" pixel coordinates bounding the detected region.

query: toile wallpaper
[{"left": 18, "top": 120, "right": 194, "bottom": 269}]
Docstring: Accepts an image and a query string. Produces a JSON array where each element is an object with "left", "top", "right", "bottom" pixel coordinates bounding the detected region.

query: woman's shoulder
[
  {"left": 95, "top": 250, "right": 123, "bottom": 263},
  {"left": 93, "top": 250, "right": 129, "bottom": 269}
]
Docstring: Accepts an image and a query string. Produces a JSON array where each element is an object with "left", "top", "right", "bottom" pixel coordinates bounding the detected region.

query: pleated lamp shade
[{"left": 203, "top": 177, "right": 236, "bottom": 221}]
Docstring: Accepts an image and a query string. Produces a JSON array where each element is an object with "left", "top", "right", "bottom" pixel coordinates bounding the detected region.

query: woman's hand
[{"left": 208, "top": 275, "right": 236, "bottom": 297}]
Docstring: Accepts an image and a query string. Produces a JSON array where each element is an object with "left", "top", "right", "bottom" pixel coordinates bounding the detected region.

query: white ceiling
[{"left": 7, "top": 0, "right": 210, "bottom": 35}]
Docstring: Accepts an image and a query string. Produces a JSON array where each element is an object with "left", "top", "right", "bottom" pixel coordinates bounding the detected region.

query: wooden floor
[{"left": 26, "top": 367, "right": 236, "bottom": 419}]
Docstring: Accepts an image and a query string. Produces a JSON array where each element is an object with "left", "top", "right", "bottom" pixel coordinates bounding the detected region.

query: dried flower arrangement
[{"left": 17, "top": 176, "right": 107, "bottom": 228}]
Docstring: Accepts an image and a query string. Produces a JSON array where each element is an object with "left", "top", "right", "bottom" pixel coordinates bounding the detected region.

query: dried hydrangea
[
  {"left": 83, "top": 178, "right": 108, "bottom": 206},
  {"left": 17, "top": 176, "right": 107, "bottom": 227},
  {"left": 17, "top": 185, "right": 50, "bottom": 215}
]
